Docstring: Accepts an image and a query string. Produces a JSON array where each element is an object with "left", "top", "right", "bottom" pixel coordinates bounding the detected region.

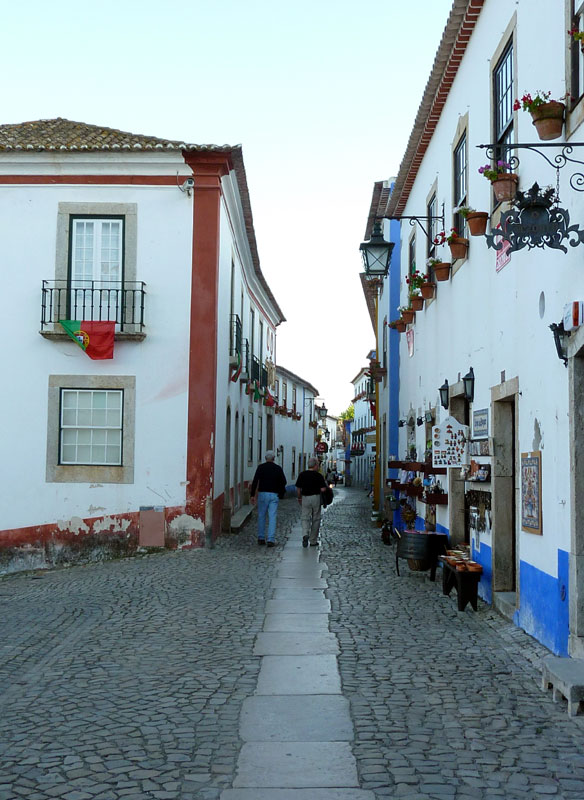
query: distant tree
[{"left": 339, "top": 403, "right": 354, "bottom": 421}]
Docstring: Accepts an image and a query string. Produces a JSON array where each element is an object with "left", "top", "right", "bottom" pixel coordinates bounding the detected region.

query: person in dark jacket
[
  {"left": 295, "top": 457, "right": 327, "bottom": 548},
  {"left": 250, "top": 450, "right": 287, "bottom": 547}
]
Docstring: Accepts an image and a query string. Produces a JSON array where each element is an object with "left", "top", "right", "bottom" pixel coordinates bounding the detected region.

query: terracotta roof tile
[{"left": 0, "top": 117, "right": 233, "bottom": 152}]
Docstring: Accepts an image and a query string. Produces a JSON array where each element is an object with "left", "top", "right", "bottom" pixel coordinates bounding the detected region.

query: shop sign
[
  {"left": 472, "top": 408, "right": 489, "bottom": 439},
  {"left": 495, "top": 237, "right": 512, "bottom": 272},
  {"left": 432, "top": 416, "right": 469, "bottom": 467},
  {"left": 315, "top": 442, "right": 328, "bottom": 453}
]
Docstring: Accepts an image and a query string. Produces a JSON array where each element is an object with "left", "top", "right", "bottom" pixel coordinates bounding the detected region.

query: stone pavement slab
[
  {"left": 253, "top": 630, "right": 339, "bottom": 655},
  {"left": 222, "top": 790, "right": 375, "bottom": 799},
  {"left": 232, "top": 741, "right": 359, "bottom": 788},
  {"left": 265, "top": 596, "right": 331, "bottom": 614},
  {"left": 263, "top": 613, "right": 330, "bottom": 632},
  {"left": 271, "top": 577, "right": 328, "bottom": 588},
  {"left": 240, "top": 694, "right": 353, "bottom": 741},
  {"left": 255, "top": 654, "right": 341, "bottom": 695}
]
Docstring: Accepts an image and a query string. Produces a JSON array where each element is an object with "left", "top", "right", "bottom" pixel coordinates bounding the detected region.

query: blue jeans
[{"left": 257, "top": 492, "right": 279, "bottom": 542}]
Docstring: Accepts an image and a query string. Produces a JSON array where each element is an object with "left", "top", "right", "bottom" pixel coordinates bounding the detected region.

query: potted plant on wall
[
  {"left": 455, "top": 205, "right": 489, "bottom": 236},
  {"left": 569, "top": 26, "right": 584, "bottom": 52},
  {"left": 479, "top": 160, "right": 518, "bottom": 202},
  {"left": 421, "top": 266, "right": 436, "bottom": 298},
  {"left": 435, "top": 228, "right": 469, "bottom": 260},
  {"left": 514, "top": 90, "right": 566, "bottom": 141},
  {"left": 406, "top": 269, "right": 425, "bottom": 311},
  {"left": 427, "top": 256, "right": 450, "bottom": 283},
  {"left": 399, "top": 305, "right": 415, "bottom": 324}
]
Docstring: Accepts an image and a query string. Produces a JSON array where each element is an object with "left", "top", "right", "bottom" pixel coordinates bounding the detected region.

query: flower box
[
  {"left": 410, "top": 296, "right": 424, "bottom": 311},
  {"left": 401, "top": 309, "right": 415, "bottom": 324},
  {"left": 420, "top": 282, "right": 435, "bottom": 300},
  {"left": 492, "top": 174, "right": 518, "bottom": 203},
  {"left": 530, "top": 101, "right": 565, "bottom": 140},
  {"left": 449, "top": 237, "right": 469, "bottom": 260}
]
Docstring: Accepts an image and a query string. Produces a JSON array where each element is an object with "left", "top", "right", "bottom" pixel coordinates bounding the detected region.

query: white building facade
[
  {"left": 377, "top": 0, "right": 584, "bottom": 656},
  {"left": 273, "top": 365, "right": 320, "bottom": 485},
  {"left": 0, "top": 118, "right": 284, "bottom": 572}
]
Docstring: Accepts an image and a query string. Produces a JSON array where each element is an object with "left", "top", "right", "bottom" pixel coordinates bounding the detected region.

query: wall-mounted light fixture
[
  {"left": 463, "top": 366, "right": 475, "bottom": 402},
  {"left": 416, "top": 416, "right": 423, "bottom": 426},
  {"left": 359, "top": 220, "right": 394, "bottom": 277},
  {"left": 439, "top": 379, "right": 449, "bottom": 410},
  {"left": 318, "top": 403, "right": 328, "bottom": 419},
  {"left": 425, "top": 410, "right": 434, "bottom": 423},
  {"left": 398, "top": 419, "right": 406, "bottom": 427},
  {"left": 549, "top": 322, "right": 570, "bottom": 367}
]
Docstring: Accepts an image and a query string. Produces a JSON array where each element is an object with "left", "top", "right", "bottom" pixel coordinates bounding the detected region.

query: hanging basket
[
  {"left": 420, "top": 282, "right": 435, "bottom": 300},
  {"left": 410, "top": 296, "right": 424, "bottom": 311},
  {"left": 530, "top": 101, "right": 565, "bottom": 141},
  {"left": 449, "top": 237, "right": 469, "bottom": 260},
  {"left": 492, "top": 174, "right": 519, "bottom": 203},
  {"left": 433, "top": 262, "right": 451, "bottom": 282},
  {"left": 466, "top": 212, "right": 489, "bottom": 236}
]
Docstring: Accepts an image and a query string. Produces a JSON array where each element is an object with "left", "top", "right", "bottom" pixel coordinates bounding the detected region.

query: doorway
[
  {"left": 492, "top": 379, "right": 519, "bottom": 616},
  {"left": 222, "top": 407, "right": 232, "bottom": 532}
]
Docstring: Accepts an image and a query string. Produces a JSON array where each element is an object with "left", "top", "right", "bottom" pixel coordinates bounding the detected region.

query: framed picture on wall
[{"left": 521, "top": 451, "right": 542, "bottom": 535}]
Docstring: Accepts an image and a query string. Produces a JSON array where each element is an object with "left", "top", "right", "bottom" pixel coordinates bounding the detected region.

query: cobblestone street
[{"left": 2, "top": 488, "right": 584, "bottom": 799}]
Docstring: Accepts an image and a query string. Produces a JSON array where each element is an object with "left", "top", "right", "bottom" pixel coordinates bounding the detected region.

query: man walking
[
  {"left": 250, "top": 450, "right": 287, "bottom": 547},
  {"left": 295, "top": 457, "right": 327, "bottom": 548}
]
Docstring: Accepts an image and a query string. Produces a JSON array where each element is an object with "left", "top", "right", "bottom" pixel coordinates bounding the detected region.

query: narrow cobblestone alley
[{"left": 2, "top": 488, "right": 584, "bottom": 800}]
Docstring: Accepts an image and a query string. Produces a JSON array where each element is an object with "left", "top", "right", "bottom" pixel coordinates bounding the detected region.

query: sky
[{"left": 3, "top": 0, "right": 453, "bottom": 415}]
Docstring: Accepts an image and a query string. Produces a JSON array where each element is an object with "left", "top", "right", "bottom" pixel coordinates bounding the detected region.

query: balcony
[
  {"left": 41, "top": 280, "right": 146, "bottom": 340},
  {"left": 230, "top": 314, "right": 242, "bottom": 361},
  {"left": 251, "top": 355, "right": 261, "bottom": 383},
  {"left": 261, "top": 365, "right": 268, "bottom": 388}
]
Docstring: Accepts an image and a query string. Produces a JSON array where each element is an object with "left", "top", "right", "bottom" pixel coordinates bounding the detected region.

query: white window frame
[
  {"left": 47, "top": 375, "right": 135, "bottom": 484},
  {"left": 60, "top": 388, "right": 123, "bottom": 466}
]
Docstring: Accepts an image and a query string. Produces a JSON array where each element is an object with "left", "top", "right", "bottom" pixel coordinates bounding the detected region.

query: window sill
[{"left": 40, "top": 329, "right": 146, "bottom": 342}]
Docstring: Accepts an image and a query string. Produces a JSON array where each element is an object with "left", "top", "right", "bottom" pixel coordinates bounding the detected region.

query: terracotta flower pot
[
  {"left": 420, "top": 282, "right": 435, "bottom": 300},
  {"left": 449, "top": 237, "right": 469, "bottom": 260},
  {"left": 466, "top": 211, "right": 489, "bottom": 236},
  {"left": 395, "top": 319, "right": 406, "bottom": 333},
  {"left": 410, "top": 296, "right": 424, "bottom": 311},
  {"left": 492, "top": 173, "right": 518, "bottom": 203},
  {"left": 401, "top": 309, "right": 415, "bottom": 324},
  {"left": 433, "top": 262, "right": 451, "bottom": 282},
  {"left": 530, "top": 101, "right": 565, "bottom": 141}
]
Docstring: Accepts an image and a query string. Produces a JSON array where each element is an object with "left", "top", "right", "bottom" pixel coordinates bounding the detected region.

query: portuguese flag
[{"left": 59, "top": 320, "right": 115, "bottom": 360}]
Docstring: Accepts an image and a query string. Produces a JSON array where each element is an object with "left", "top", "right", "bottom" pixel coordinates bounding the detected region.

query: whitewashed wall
[{"left": 0, "top": 153, "right": 194, "bottom": 530}]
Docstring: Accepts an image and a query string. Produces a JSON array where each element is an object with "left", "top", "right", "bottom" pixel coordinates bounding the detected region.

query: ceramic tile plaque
[{"left": 521, "top": 451, "right": 542, "bottom": 534}]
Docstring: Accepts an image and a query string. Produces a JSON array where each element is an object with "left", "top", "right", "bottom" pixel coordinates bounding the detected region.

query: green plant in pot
[{"left": 454, "top": 205, "right": 489, "bottom": 236}]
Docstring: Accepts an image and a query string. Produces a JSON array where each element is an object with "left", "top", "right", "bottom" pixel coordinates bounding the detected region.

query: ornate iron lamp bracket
[
  {"left": 477, "top": 142, "right": 584, "bottom": 192},
  {"left": 386, "top": 203, "right": 445, "bottom": 242}
]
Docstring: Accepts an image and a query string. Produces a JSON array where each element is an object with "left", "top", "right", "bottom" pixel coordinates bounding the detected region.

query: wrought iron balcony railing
[
  {"left": 230, "top": 314, "right": 242, "bottom": 357},
  {"left": 261, "top": 365, "right": 268, "bottom": 388},
  {"left": 41, "top": 280, "right": 146, "bottom": 331},
  {"left": 241, "top": 339, "right": 250, "bottom": 377},
  {"left": 251, "top": 355, "right": 261, "bottom": 383}
]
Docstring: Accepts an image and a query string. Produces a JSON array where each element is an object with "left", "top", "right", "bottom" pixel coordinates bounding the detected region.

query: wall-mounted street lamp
[
  {"left": 463, "top": 367, "right": 475, "bottom": 402},
  {"left": 425, "top": 410, "right": 434, "bottom": 423},
  {"left": 318, "top": 403, "right": 328, "bottom": 419},
  {"left": 359, "top": 220, "right": 394, "bottom": 277},
  {"left": 550, "top": 322, "right": 570, "bottom": 367},
  {"left": 439, "top": 379, "right": 449, "bottom": 410},
  {"left": 416, "top": 416, "right": 423, "bottom": 426}
]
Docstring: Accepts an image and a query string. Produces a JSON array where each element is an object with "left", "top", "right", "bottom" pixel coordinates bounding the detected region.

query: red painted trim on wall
[
  {"left": 183, "top": 151, "right": 232, "bottom": 522},
  {"left": 0, "top": 175, "right": 180, "bottom": 185}
]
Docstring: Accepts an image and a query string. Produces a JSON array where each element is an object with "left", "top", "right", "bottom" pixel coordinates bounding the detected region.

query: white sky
[{"left": 3, "top": 0, "right": 453, "bottom": 415}]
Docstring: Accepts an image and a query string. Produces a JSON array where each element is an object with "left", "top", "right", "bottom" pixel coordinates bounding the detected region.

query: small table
[{"left": 441, "top": 559, "right": 482, "bottom": 611}]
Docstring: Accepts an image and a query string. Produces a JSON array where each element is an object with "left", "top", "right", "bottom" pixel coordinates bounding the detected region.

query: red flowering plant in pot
[
  {"left": 406, "top": 269, "right": 425, "bottom": 311},
  {"left": 454, "top": 205, "right": 489, "bottom": 237},
  {"left": 434, "top": 228, "right": 468, "bottom": 261},
  {"left": 514, "top": 90, "right": 566, "bottom": 141},
  {"left": 478, "top": 160, "right": 518, "bottom": 203}
]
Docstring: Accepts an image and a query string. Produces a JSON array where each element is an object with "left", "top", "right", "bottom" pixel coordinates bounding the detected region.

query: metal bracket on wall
[
  {"left": 477, "top": 142, "right": 584, "bottom": 192},
  {"left": 385, "top": 203, "right": 445, "bottom": 241}
]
